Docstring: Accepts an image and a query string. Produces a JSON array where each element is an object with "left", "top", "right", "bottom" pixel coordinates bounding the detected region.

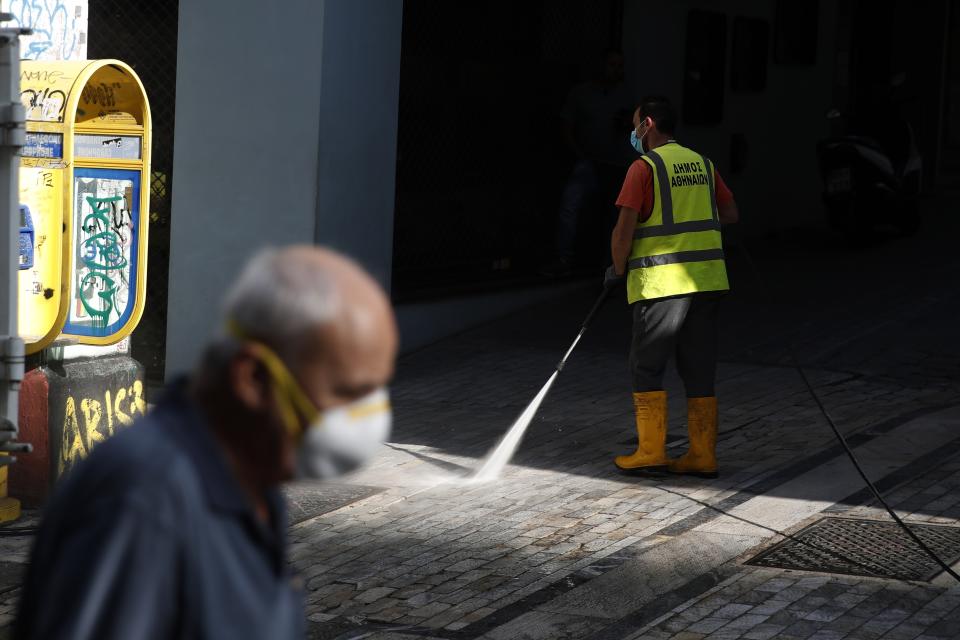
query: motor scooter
[{"left": 817, "top": 107, "right": 922, "bottom": 242}]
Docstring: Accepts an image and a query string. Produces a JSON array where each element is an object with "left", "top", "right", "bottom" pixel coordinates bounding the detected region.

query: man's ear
[{"left": 230, "top": 346, "right": 272, "bottom": 411}]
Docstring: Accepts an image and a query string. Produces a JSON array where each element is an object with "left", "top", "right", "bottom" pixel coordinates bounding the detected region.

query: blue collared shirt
[{"left": 15, "top": 382, "right": 304, "bottom": 640}]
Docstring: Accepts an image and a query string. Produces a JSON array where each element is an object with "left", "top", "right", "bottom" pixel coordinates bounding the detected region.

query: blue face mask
[{"left": 630, "top": 129, "right": 645, "bottom": 155}]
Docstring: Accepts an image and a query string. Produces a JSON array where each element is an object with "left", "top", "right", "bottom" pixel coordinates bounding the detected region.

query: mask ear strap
[
  {"left": 270, "top": 383, "right": 303, "bottom": 441},
  {"left": 636, "top": 118, "right": 650, "bottom": 138},
  {"left": 227, "top": 322, "right": 320, "bottom": 439},
  {"left": 248, "top": 343, "right": 320, "bottom": 420}
]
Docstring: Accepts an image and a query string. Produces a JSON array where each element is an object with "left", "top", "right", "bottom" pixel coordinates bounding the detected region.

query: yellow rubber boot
[
  {"left": 614, "top": 391, "right": 668, "bottom": 472},
  {"left": 668, "top": 396, "right": 718, "bottom": 478}
]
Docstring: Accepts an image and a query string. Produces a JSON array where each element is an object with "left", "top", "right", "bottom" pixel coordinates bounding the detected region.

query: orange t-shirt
[{"left": 615, "top": 158, "right": 734, "bottom": 223}]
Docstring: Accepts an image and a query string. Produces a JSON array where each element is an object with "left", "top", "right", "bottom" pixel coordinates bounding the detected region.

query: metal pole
[{"left": 0, "top": 16, "right": 32, "bottom": 486}]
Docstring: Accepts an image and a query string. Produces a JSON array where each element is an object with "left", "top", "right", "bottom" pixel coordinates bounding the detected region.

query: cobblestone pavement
[
  {"left": 279, "top": 198, "right": 960, "bottom": 639},
  {"left": 624, "top": 452, "right": 960, "bottom": 640},
  {"left": 1, "top": 198, "right": 959, "bottom": 639}
]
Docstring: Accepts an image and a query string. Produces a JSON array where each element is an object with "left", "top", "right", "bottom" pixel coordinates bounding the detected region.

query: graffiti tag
[
  {"left": 21, "top": 87, "right": 67, "bottom": 122},
  {"left": 59, "top": 380, "right": 146, "bottom": 474},
  {"left": 5, "top": 0, "right": 87, "bottom": 61},
  {"left": 81, "top": 82, "right": 121, "bottom": 108},
  {"left": 78, "top": 194, "right": 128, "bottom": 328},
  {"left": 20, "top": 69, "right": 64, "bottom": 84}
]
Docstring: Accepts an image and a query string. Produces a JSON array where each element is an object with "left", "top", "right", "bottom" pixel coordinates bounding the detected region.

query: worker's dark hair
[
  {"left": 637, "top": 96, "right": 677, "bottom": 135},
  {"left": 603, "top": 47, "right": 624, "bottom": 59}
]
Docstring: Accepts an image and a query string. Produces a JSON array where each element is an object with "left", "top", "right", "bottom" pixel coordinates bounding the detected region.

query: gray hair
[{"left": 219, "top": 247, "right": 341, "bottom": 350}]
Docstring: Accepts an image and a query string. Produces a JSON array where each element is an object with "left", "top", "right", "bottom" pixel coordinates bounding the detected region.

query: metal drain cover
[
  {"left": 746, "top": 517, "right": 960, "bottom": 581},
  {"left": 284, "top": 482, "right": 384, "bottom": 525}
]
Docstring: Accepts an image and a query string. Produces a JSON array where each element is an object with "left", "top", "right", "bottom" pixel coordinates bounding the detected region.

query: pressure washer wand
[
  {"left": 556, "top": 284, "right": 613, "bottom": 373},
  {"left": 470, "top": 283, "right": 615, "bottom": 482}
]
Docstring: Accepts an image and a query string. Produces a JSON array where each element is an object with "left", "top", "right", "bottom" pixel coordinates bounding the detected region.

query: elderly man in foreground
[{"left": 15, "top": 246, "right": 398, "bottom": 640}]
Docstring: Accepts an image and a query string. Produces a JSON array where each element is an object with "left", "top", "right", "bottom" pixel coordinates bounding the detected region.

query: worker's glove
[{"left": 603, "top": 265, "right": 626, "bottom": 289}]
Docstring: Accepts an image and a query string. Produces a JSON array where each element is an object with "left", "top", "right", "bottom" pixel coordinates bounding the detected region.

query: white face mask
[
  {"left": 297, "top": 388, "right": 392, "bottom": 479},
  {"left": 230, "top": 333, "right": 393, "bottom": 481}
]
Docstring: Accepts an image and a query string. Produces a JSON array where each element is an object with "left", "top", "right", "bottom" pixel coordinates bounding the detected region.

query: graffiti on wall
[
  {"left": 2, "top": 0, "right": 87, "bottom": 61},
  {"left": 68, "top": 169, "right": 140, "bottom": 336},
  {"left": 59, "top": 380, "right": 146, "bottom": 474}
]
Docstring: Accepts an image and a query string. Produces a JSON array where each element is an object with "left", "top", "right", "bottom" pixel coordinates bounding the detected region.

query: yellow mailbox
[{"left": 18, "top": 60, "right": 151, "bottom": 353}]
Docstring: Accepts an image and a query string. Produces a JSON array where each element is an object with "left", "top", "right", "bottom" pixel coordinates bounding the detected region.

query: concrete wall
[
  {"left": 622, "top": 0, "right": 839, "bottom": 236},
  {"left": 314, "top": 2, "right": 403, "bottom": 288},
  {"left": 165, "top": 0, "right": 403, "bottom": 378}
]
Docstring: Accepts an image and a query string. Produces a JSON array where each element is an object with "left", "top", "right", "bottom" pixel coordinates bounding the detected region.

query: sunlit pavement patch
[{"left": 301, "top": 405, "right": 960, "bottom": 639}]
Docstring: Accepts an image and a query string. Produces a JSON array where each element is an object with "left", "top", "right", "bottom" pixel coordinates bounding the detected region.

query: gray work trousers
[{"left": 629, "top": 292, "right": 724, "bottom": 397}]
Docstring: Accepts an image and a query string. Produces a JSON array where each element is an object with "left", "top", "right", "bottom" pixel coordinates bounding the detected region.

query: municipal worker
[
  {"left": 605, "top": 96, "right": 739, "bottom": 478},
  {"left": 15, "top": 246, "right": 398, "bottom": 640}
]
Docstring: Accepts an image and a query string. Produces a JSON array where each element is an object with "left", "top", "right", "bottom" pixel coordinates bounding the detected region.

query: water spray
[{"left": 470, "top": 285, "right": 613, "bottom": 483}]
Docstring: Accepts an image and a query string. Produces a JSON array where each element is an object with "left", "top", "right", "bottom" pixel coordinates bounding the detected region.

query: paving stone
[
  {"left": 354, "top": 587, "right": 397, "bottom": 604},
  {"left": 723, "top": 613, "right": 769, "bottom": 631},
  {"left": 805, "top": 605, "right": 850, "bottom": 623},
  {"left": 445, "top": 606, "right": 496, "bottom": 630},
  {"left": 782, "top": 619, "right": 826, "bottom": 637},
  {"left": 713, "top": 603, "right": 753, "bottom": 620},
  {"left": 924, "top": 617, "right": 960, "bottom": 637},
  {"left": 661, "top": 617, "right": 693, "bottom": 634},
  {"left": 405, "top": 591, "right": 444, "bottom": 607},
  {"left": 824, "top": 614, "right": 868, "bottom": 634},
  {"left": 767, "top": 608, "right": 807, "bottom": 627},
  {"left": 686, "top": 618, "right": 728, "bottom": 634},
  {"left": 407, "top": 601, "right": 452, "bottom": 619},
  {"left": 703, "top": 630, "right": 747, "bottom": 640},
  {"left": 881, "top": 621, "right": 929, "bottom": 640},
  {"left": 750, "top": 599, "right": 790, "bottom": 616},
  {"left": 742, "top": 624, "right": 788, "bottom": 640}
]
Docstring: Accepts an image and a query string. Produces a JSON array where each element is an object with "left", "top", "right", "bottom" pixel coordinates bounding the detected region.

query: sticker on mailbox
[
  {"left": 74, "top": 134, "right": 142, "bottom": 160},
  {"left": 22, "top": 132, "right": 64, "bottom": 159}
]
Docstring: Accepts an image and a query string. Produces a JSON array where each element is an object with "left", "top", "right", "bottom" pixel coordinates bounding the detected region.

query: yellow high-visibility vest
[{"left": 626, "top": 142, "right": 729, "bottom": 303}]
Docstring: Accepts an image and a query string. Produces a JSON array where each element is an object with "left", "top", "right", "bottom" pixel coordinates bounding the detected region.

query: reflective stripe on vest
[
  {"left": 626, "top": 143, "right": 729, "bottom": 303},
  {"left": 628, "top": 248, "right": 725, "bottom": 270}
]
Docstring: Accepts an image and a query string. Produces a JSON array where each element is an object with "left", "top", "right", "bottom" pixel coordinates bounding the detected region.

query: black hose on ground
[{"left": 734, "top": 240, "right": 960, "bottom": 584}]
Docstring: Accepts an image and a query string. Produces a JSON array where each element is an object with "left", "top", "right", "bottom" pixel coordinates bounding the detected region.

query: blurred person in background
[{"left": 542, "top": 48, "right": 638, "bottom": 277}]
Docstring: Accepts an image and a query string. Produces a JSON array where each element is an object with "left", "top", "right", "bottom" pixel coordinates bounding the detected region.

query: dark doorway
[
  {"left": 392, "top": 0, "right": 624, "bottom": 301},
  {"left": 683, "top": 10, "right": 727, "bottom": 125}
]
